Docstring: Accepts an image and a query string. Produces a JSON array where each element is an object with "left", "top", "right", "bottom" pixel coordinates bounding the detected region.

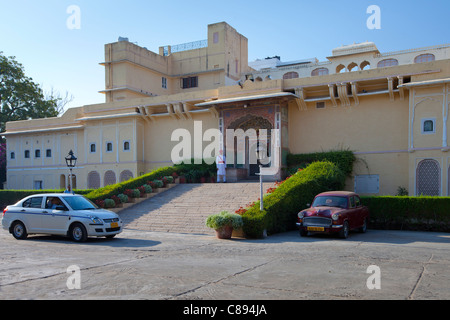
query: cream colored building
[{"left": 3, "top": 22, "right": 450, "bottom": 196}]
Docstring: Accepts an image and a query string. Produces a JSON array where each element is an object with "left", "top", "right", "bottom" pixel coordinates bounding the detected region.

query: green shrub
[
  {"left": 152, "top": 180, "right": 164, "bottom": 188},
  {"left": 287, "top": 150, "right": 355, "bottom": 176},
  {"left": 163, "top": 176, "right": 174, "bottom": 184},
  {"left": 206, "top": 211, "right": 244, "bottom": 230},
  {"left": 142, "top": 184, "right": 153, "bottom": 193},
  {"left": 117, "top": 193, "right": 128, "bottom": 203},
  {"left": 362, "top": 196, "right": 450, "bottom": 232},
  {"left": 104, "top": 199, "right": 116, "bottom": 208},
  {"left": 242, "top": 161, "right": 346, "bottom": 238},
  {"left": 85, "top": 166, "right": 176, "bottom": 201}
]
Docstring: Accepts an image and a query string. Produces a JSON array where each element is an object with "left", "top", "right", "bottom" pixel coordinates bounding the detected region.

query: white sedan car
[{"left": 2, "top": 193, "right": 123, "bottom": 242}]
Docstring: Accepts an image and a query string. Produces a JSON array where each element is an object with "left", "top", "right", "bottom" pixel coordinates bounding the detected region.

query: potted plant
[{"left": 205, "top": 211, "right": 243, "bottom": 239}]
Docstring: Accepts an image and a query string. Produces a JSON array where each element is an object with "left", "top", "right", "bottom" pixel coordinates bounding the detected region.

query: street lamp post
[
  {"left": 255, "top": 142, "right": 267, "bottom": 212},
  {"left": 65, "top": 150, "right": 77, "bottom": 194}
]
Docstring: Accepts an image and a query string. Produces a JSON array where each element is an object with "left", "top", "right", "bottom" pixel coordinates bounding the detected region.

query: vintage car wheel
[
  {"left": 299, "top": 229, "right": 308, "bottom": 237},
  {"left": 359, "top": 218, "right": 368, "bottom": 233},
  {"left": 339, "top": 221, "right": 349, "bottom": 239},
  {"left": 11, "top": 221, "right": 28, "bottom": 240}
]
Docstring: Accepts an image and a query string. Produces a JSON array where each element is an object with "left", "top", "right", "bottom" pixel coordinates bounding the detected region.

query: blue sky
[{"left": 1, "top": 0, "right": 449, "bottom": 110}]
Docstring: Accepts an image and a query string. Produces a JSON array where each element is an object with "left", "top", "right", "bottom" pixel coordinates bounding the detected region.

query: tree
[
  {"left": 0, "top": 52, "right": 73, "bottom": 185},
  {"left": 0, "top": 52, "right": 62, "bottom": 133}
]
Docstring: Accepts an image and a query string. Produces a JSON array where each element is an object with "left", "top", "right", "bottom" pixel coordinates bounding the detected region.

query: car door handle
[
  {"left": 42, "top": 211, "right": 48, "bottom": 214},
  {"left": 20, "top": 209, "right": 26, "bottom": 212}
]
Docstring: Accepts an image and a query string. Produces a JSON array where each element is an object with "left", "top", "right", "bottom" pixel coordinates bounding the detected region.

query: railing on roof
[
  {"left": 375, "top": 43, "right": 450, "bottom": 58},
  {"left": 162, "top": 39, "right": 208, "bottom": 56}
]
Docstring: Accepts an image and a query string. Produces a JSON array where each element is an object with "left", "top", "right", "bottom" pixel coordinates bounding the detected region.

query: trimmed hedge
[
  {"left": 242, "top": 161, "right": 346, "bottom": 238},
  {"left": 362, "top": 196, "right": 450, "bottom": 232},
  {"left": 84, "top": 166, "right": 176, "bottom": 201},
  {"left": 287, "top": 150, "right": 355, "bottom": 176}
]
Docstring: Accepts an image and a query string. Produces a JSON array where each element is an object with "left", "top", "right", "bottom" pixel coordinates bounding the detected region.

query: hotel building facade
[{"left": 3, "top": 22, "right": 450, "bottom": 196}]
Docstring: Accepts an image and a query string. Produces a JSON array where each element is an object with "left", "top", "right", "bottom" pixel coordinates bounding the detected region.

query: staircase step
[{"left": 117, "top": 182, "right": 275, "bottom": 235}]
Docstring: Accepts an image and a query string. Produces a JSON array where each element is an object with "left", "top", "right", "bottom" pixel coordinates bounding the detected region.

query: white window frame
[
  {"left": 105, "top": 141, "right": 113, "bottom": 153},
  {"left": 123, "top": 140, "right": 131, "bottom": 152},
  {"left": 421, "top": 118, "right": 436, "bottom": 134},
  {"left": 89, "top": 143, "right": 97, "bottom": 153}
]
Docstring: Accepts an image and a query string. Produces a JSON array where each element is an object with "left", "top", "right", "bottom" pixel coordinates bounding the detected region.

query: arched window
[
  {"left": 377, "top": 59, "right": 398, "bottom": 68},
  {"left": 283, "top": 72, "right": 299, "bottom": 80},
  {"left": 87, "top": 171, "right": 101, "bottom": 189},
  {"left": 414, "top": 54, "right": 435, "bottom": 63},
  {"left": 416, "top": 159, "right": 440, "bottom": 196},
  {"left": 336, "top": 64, "right": 346, "bottom": 73},
  {"left": 120, "top": 170, "right": 133, "bottom": 182},
  {"left": 347, "top": 62, "right": 358, "bottom": 72},
  {"left": 311, "top": 68, "right": 329, "bottom": 76},
  {"left": 360, "top": 61, "right": 371, "bottom": 70},
  {"left": 104, "top": 170, "right": 117, "bottom": 186}
]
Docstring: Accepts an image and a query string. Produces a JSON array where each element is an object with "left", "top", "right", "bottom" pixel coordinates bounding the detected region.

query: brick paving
[{"left": 118, "top": 182, "right": 275, "bottom": 235}]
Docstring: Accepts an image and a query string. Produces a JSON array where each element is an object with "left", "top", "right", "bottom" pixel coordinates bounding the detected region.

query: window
[
  {"left": 23, "top": 196, "right": 43, "bottom": 208},
  {"left": 162, "top": 77, "right": 167, "bottom": 89},
  {"left": 87, "top": 171, "right": 101, "bottom": 189},
  {"left": 283, "top": 72, "right": 299, "bottom": 79},
  {"left": 10, "top": 152, "right": 15, "bottom": 160},
  {"left": 35, "top": 149, "right": 41, "bottom": 158},
  {"left": 316, "top": 102, "right": 325, "bottom": 109},
  {"left": 24, "top": 150, "right": 30, "bottom": 159},
  {"left": 213, "top": 32, "right": 219, "bottom": 44},
  {"left": 377, "top": 59, "right": 399, "bottom": 68},
  {"left": 354, "top": 175, "right": 379, "bottom": 194},
  {"left": 34, "top": 181, "right": 43, "bottom": 190},
  {"left": 414, "top": 54, "right": 435, "bottom": 63},
  {"left": 311, "top": 68, "right": 329, "bottom": 76},
  {"left": 422, "top": 118, "right": 436, "bottom": 134},
  {"left": 120, "top": 170, "right": 133, "bottom": 182},
  {"left": 104, "top": 170, "right": 117, "bottom": 186},
  {"left": 416, "top": 159, "right": 440, "bottom": 196},
  {"left": 46, "top": 149, "right": 52, "bottom": 158},
  {"left": 123, "top": 140, "right": 130, "bottom": 151},
  {"left": 106, "top": 142, "right": 113, "bottom": 152},
  {"left": 354, "top": 196, "right": 361, "bottom": 207},
  {"left": 181, "top": 76, "right": 198, "bottom": 89},
  {"left": 90, "top": 143, "right": 96, "bottom": 153}
]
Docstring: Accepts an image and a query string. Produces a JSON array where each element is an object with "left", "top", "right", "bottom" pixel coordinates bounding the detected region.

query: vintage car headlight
[
  {"left": 332, "top": 213, "right": 339, "bottom": 221},
  {"left": 90, "top": 216, "right": 103, "bottom": 224},
  {"left": 298, "top": 211, "right": 305, "bottom": 219}
]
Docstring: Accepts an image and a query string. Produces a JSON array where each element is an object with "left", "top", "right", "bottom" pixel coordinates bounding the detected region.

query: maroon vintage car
[{"left": 296, "top": 191, "right": 369, "bottom": 239}]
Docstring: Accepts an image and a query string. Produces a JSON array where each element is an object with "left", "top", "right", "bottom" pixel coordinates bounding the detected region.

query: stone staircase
[{"left": 117, "top": 182, "right": 275, "bottom": 235}]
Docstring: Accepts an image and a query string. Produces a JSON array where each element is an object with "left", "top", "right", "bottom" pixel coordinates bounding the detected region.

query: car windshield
[
  {"left": 62, "top": 196, "right": 98, "bottom": 210},
  {"left": 312, "top": 196, "right": 348, "bottom": 208}
]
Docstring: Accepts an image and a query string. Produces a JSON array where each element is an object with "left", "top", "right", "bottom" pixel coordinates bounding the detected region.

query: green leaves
[
  {"left": 206, "top": 211, "right": 244, "bottom": 230},
  {"left": 0, "top": 52, "right": 60, "bottom": 132}
]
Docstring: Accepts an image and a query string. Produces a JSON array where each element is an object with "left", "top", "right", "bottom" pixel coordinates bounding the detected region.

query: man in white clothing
[{"left": 216, "top": 149, "right": 226, "bottom": 183}]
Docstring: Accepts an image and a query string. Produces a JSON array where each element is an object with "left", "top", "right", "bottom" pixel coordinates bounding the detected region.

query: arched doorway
[{"left": 227, "top": 115, "right": 273, "bottom": 178}]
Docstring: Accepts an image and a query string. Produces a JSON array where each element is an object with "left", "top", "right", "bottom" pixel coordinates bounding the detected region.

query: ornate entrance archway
[{"left": 227, "top": 115, "right": 273, "bottom": 178}]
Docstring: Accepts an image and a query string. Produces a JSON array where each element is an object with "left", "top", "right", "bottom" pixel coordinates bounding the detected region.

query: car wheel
[
  {"left": 11, "top": 221, "right": 28, "bottom": 240},
  {"left": 339, "top": 221, "right": 349, "bottom": 239},
  {"left": 69, "top": 223, "right": 88, "bottom": 242},
  {"left": 359, "top": 218, "right": 368, "bottom": 233}
]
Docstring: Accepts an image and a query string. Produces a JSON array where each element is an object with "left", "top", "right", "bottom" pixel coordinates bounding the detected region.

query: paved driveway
[{"left": 0, "top": 228, "right": 449, "bottom": 300}]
